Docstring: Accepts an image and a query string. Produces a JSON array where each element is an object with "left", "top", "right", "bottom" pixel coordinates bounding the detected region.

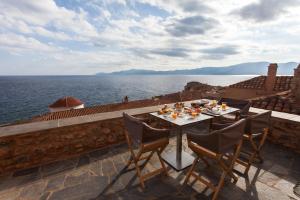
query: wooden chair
[
  {"left": 236, "top": 111, "right": 271, "bottom": 174},
  {"left": 217, "top": 98, "right": 251, "bottom": 121},
  {"left": 123, "top": 112, "right": 170, "bottom": 188},
  {"left": 183, "top": 119, "right": 246, "bottom": 200}
]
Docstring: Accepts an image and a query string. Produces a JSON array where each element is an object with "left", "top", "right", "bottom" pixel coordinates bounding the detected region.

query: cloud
[
  {"left": 178, "top": 0, "right": 213, "bottom": 13},
  {"left": 233, "top": 0, "right": 300, "bottom": 22},
  {"left": 0, "top": 0, "right": 98, "bottom": 40},
  {"left": 0, "top": 0, "right": 300, "bottom": 74},
  {"left": 150, "top": 48, "right": 189, "bottom": 57},
  {"left": 166, "top": 15, "right": 219, "bottom": 37},
  {"left": 201, "top": 45, "right": 239, "bottom": 60},
  {"left": 0, "top": 33, "right": 58, "bottom": 53}
]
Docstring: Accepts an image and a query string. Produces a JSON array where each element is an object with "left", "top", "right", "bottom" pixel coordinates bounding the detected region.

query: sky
[{"left": 0, "top": 0, "right": 299, "bottom": 75}]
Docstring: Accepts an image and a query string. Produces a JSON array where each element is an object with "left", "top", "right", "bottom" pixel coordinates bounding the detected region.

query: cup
[
  {"left": 221, "top": 102, "right": 227, "bottom": 111},
  {"left": 191, "top": 112, "right": 198, "bottom": 118},
  {"left": 171, "top": 112, "right": 177, "bottom": 119},
  {"left": 211, "top": 100, "right": 217, "bottom": 107}
]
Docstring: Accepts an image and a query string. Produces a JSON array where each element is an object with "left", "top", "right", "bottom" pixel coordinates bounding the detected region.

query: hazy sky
[{"left": 0, "top": 0, "right": 299, "bottom": 75}]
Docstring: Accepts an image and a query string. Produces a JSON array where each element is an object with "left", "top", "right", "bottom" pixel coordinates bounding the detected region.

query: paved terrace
[{"left": 0, "top": 135, "right": 299, "bottom": 200}]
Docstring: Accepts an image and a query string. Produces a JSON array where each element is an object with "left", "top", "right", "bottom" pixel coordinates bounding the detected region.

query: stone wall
[
  {"left": 222, "top": 87, "right": 263, "bottom": 99},
  {"left": 0, "top": 117, "right": 130, "bottom": 175},
  {"left": 269, "top": 118, "right": 300, "bottom": 153},
  {"left": 1, "top": 105, "right": 300, "bottom": 175}
]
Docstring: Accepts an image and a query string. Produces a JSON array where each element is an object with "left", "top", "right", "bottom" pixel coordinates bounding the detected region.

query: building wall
[
  {"left": 222, "top": 88, "right": 264, "bottom": 99},
  {"left": 269, "top": 118, "right": 300, "bottom": 153},
  {"left": 292, "top": 64, "right": 300, "bottom": 102}
]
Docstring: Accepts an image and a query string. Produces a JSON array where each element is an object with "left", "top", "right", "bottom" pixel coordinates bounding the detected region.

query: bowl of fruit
[{"left": 158, "top": 104, "right": 172, "bottom": 115}]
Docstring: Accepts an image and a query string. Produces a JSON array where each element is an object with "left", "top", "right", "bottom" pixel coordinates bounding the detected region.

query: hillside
[{"left": 96, "top": 62, "right": 297, "bottom": 75}]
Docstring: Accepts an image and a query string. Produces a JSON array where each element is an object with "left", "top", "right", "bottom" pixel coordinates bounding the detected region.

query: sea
[{"left": 0, "top": 75, "right": 257, "bottom": 124}]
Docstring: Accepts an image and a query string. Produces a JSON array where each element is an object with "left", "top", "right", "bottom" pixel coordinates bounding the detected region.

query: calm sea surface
[{"left": 0, "top": 75, "right": 256, "bottom": 124}]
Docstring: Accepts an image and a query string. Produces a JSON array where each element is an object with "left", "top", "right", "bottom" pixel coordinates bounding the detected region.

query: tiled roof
[
  {"left": 229, "top": 76, "right": 266, "bottom": 89},
  {"left": 49, "top": 96, "right": 83, "bottom": 108},
  {"left": 229, "top": 76, "right": 293, "bottom": 91},
  {"left": 251, "top": 91, "right": 299, "bottom": 114},
  {"left": 273, "top": 76, "right": 293, "bottom": 91},
  {"left": 29, "top": 91, "right": 205, "bottom": 122}
]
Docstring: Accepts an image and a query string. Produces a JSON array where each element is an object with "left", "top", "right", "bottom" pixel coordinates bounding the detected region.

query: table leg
[
  {"left": 162, "top": 126, "right": 195, "bottom": 171},
  {"left": 176, "top": 127, "right": 182, "bottom": 165}
]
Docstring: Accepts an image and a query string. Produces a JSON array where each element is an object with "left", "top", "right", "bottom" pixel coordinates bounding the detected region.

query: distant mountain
[{"left": 96, "top": 62, "right": 298, "bottom": 75}]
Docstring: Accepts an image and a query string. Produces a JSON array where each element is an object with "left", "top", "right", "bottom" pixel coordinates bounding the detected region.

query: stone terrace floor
[{"left": 0, "top": 136, "right": 299, "bottom": 200}]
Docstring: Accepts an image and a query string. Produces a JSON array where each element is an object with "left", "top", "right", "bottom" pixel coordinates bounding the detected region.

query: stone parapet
[
  {"left": 0, "top": 102, "right": 182, "bottom": 174},
  {"left": 0, "top": 104, "right": 299, "bottom": 175}
]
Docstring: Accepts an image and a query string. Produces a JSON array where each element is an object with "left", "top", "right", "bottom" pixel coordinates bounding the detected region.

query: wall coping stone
[
  {"left": 249, "top": 107, "right": 300, "bottom": 123},
  {"left": 1, "top": 100, "right": 299, "bottom": 138}
]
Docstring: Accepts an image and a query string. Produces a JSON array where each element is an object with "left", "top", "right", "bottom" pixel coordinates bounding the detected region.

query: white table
[
  {"left": 150, "top": 105, "right": 239, "bottom": 171},
  {"left": 202, "top": 107, "right": 240, "bottom": 116}
]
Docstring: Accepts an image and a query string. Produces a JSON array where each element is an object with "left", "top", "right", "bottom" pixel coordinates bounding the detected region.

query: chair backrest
[
  {"left": 188, "top": 119, "right": 246, "bottom": 154},
  {"left": 218, "top": 98, "right": 251, "bottom": 116},
  {"left": 245, "top": 111, "right": 271, "bottom": 135},
  {"left": 123, "top": 112, "right": 143, "bottom": 145}
]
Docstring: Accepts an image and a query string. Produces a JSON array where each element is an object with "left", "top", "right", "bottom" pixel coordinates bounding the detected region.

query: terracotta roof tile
[
  {"left": 229, "top": 76, "right": 292, "bottom": 91},
  {"left": 29, "top": 91, "right": 205, "bottom": 123},
  {"left": 273, "top": 76, "right": 293, "bottom": 91},
  {"left": 251, "top": 91, "right": 299, "bottom": 114},
  {"left": 229, "top": 76, "right": 266, "bottom": 90},
  {"left": 49, "top": 96, "right": 83, "bottom": 108}
]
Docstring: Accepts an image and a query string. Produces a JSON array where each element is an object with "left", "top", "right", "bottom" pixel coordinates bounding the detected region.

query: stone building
[
  {"left": 292, "top": 64, "right": 300, "bottom": 103},
  {"left": 249, "top": 64, "right": 300, "bottom": 114}
]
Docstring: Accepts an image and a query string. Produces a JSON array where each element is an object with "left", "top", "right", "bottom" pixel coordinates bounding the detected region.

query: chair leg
[
  {"left": 244, "top": 131, "right": 267, "bottom": 174},
  {"left": 256, "top": 128, "right": 268, "bottom": 164},
  {"left": 256, "top": 152, "right": 264, "bottom": 163},
  {"left": 212, "top": 171, "right": 226, "bottom": 200},
  {"left": 183, "top": 157, "right": 199, "bottom": 186},
  {"left": 143, "top": 151, "right": 155, "bottom": 163},
  {"left": 213, "top": 148, "right": 240, "bottom": 200},
  {"left": 157, "top": 150, "right": 168, "bottom": 176},
  {"left": 124, "top": 134, "right": 170, "bottom": 189},
  {"left": 126, "top": 136, "right": 146, "bottom": 189},
  {"left": 126, "top": 155, "right": 133, "bottom": 167},
  {"left": 200, "top": 155, "right": 210, "bottom": 168},
  {"left": 133, "top": 151, "right": 145, "bottom": 189},
  {"left": 244, "top": 151, "right": 257, "bottom": 174}
]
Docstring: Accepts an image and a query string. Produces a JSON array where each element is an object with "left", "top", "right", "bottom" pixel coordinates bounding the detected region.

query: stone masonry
[
  {"left": 0, "top": 107, "right": 300, "bottom": 177},
  {"left": 266, "top": 63, "right": 278, "bottom": 93},
  {"left": 0, "top": 117, "right": 128, "bottom": 175},
  {"left": 292, "top": 64, "right": 300, "bottom": 102}
]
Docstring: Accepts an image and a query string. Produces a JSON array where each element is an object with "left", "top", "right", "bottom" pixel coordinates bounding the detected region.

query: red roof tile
[
  {"left": 251, "top": 91, "right": 299, "bottom": 114},
  {"left": 29, "top": 91, "right": 205, "bottom": 122},
  {"left": 49, "top": 96, "right": 83, "bottom": 108},
  {"left": 229, "top": 76, "right": 293, "bottom": 91},
  {"left": 273, "top": 76, "right": 293, "bottom": 91},
  {"left": 229, "top": 76, "right": 266, "bottom": 90}
]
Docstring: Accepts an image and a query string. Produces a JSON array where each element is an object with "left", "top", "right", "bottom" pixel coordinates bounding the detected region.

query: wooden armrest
[
  {"left": 211, "top": 122, "right": 232, "bottom": 130},
  {"left": 136, "top": 116, "right": 149, "bottom": 123},
  {"left": 142, "top": 123, "right": 170, "bottom": 142}
]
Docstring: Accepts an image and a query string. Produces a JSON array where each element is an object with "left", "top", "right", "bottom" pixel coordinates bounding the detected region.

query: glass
[
  {"left": 221, "top": 102, "right": 227, "bottom": 110},
  {"left": 211, "top": 100, "right": 217, "bottom": 107},
  {"left": 171, "top": 112, "right": 177, "bottom": 119},
  {"left": 191, "top": 112, "right": 198, "bottom": 118}
]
